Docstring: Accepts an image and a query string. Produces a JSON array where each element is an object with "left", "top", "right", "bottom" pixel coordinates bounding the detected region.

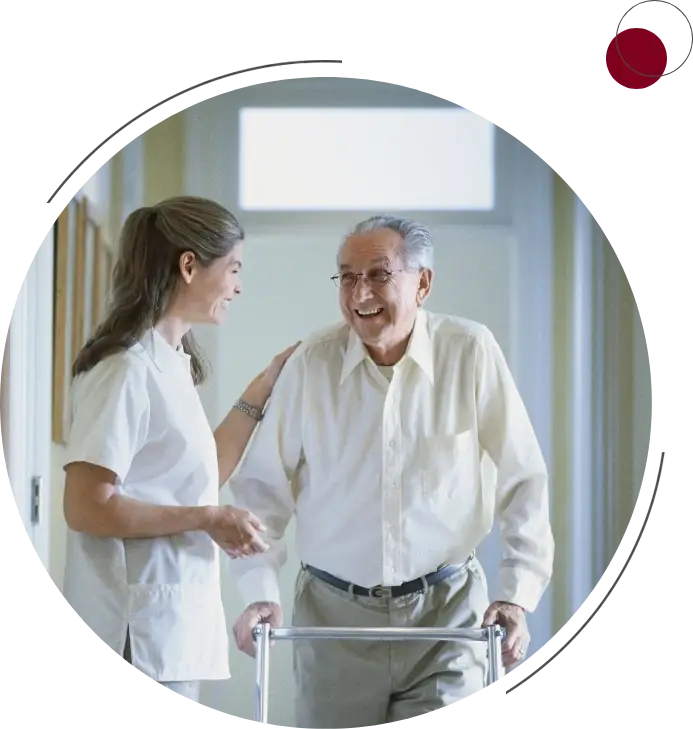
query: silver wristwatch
[{"left": 234, "top": 398, "right": 264, "bottom": 421}]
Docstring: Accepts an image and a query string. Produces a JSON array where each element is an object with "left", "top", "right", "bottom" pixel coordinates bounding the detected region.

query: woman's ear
[{"left": 179, "top": 252, "right": 196, "bottom": 283}]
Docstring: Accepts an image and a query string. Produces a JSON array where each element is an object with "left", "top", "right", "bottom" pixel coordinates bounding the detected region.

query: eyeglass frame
[{"left": 330, "top": 267, "right": 420, "bottom": 289}]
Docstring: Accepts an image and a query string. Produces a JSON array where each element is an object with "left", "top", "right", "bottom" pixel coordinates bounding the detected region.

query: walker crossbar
[{"left": 251, "top": 624, "right": 506, "bottom": 723}]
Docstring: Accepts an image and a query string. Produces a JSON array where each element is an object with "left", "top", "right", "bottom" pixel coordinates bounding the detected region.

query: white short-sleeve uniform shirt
[{"left": 62, "top": 329, "right": 230, "bottom": 682}]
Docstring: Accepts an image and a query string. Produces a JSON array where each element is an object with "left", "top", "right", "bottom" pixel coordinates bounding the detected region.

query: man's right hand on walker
[
  {"left": 204, "top": 505, "right": 269, "bottom": 559},
  {"left": 233, "top": 602, "right": 284, "bottom": 657}
]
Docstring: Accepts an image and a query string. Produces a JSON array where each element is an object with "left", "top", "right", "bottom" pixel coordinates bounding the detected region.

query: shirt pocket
[{"left": 416, "top": 430, "right": 477, "bottom": 503}]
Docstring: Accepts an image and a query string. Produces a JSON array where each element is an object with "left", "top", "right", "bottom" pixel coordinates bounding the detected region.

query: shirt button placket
[{"left": 382, "top": 385, "right": 401, "bottom": 586}]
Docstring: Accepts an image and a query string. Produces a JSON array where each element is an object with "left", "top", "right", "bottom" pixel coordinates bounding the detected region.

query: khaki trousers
[
  {"left": 123, "top": 629, "right": 201, "bottom": 702},
  {"left": 292, "top": 558, "right": 490, "bottom": 728}
]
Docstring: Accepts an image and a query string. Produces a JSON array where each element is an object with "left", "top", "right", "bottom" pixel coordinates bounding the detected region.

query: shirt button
[{"left": 389, "top": 439, "right": 396, "bottom": 448}]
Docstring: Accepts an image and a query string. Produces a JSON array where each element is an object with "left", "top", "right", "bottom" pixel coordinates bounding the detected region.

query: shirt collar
[
  {"left": 141, "top": 328, "right": 192, "bottom": 373},
  {"left": 339, "top": 309, "right": 434, "bottom": 385}
]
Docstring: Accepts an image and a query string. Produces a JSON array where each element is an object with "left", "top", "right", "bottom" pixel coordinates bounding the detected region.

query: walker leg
[
  {"left": 254, "top": 622, "right": 271, "bottom": 723},
  {"left": 485, "top": 625, "right": 503, "bottom": 685}
]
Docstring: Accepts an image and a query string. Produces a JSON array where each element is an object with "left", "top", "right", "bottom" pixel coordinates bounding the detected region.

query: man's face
[{"left": 337, "top": 228, "right": 432, "bottom": 354}]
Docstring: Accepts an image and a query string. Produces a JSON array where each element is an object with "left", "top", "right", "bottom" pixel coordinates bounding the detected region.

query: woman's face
[{"left": 180, "top": 243, "right": 244, "bottom": 325}]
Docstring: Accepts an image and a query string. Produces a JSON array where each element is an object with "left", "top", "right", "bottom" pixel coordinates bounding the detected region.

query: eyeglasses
[{"left": 330, "top": 268, "right": 414, "bottom": 289}]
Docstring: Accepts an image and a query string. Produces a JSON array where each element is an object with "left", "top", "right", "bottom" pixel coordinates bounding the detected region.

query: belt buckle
[{"left": 369, "top": 585, "right": 392, "bottom": 598}]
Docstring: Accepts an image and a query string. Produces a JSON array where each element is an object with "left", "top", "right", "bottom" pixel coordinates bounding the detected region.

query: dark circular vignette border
[{"left": 36, "top": 56, "right": 673, "bottom": 696}]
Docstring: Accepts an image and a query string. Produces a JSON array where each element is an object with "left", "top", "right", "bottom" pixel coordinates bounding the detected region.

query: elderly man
[{"left": 228, "top": 216, "right": 554, "bottom": 727}]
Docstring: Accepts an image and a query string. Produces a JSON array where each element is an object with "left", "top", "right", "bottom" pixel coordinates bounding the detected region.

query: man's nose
[{"left": 352, "top": 277, "right": 372, "bottom": 302}]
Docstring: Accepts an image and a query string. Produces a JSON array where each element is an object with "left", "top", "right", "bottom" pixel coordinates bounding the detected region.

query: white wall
[
  {"left": 182, "top": 78, "right": 555, "bottom": 724},
  {"left": 6, "top": 230, "right": 54, "bottom": 569}
]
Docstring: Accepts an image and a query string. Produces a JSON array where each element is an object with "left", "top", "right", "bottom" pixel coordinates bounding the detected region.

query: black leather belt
[{"left": 304, "top": 554, "right": 474, "bottom": 599}]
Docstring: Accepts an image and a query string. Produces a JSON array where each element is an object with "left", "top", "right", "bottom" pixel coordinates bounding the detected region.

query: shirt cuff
[
  {"left": 63, "top": 447, "right": 129, "bottom": 485},
  {"left": 494, "top": 566, "right": 549, "bottom": 612},
  {"left": 235, "top": 565, "right": 282, "bottom": 608}
]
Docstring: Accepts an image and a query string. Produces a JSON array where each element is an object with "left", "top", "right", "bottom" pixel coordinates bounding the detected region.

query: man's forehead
[
  {"left": 339, "top": 230, "right": 403, "bottom": 266},
  {"left": 340, "top": 254, "right": 392, "bottom": 269}
]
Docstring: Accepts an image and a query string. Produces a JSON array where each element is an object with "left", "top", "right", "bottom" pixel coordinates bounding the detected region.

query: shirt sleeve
[
  {"left": 226, "top": 350, "right": 305, "bottom": 609},
  {"left": 474, "top": 327, "right": 555, "bottom": 612},
  {"left": 64, "top": 356, "right": 150, "bottom": 485}
]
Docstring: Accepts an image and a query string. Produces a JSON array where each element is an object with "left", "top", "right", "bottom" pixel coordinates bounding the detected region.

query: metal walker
[{"left": 252, "top": 624, "right": 505, "bottom": 723}]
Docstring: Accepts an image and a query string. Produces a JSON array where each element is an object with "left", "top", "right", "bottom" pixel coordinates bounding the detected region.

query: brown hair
[{"left": 72, "top": 196, "right": 244, "bottom": 385}]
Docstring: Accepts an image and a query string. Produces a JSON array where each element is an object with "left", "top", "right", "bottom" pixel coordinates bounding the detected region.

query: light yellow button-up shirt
[{"left": 229, "top": 309, "right": 554, "bottom": 612}]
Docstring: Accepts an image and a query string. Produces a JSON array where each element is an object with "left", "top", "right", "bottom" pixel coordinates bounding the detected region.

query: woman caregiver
[{"left": 61, "top": 196, "right": 297, "bottom": 701}]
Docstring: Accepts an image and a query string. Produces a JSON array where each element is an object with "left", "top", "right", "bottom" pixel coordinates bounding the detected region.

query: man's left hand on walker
[{"left": 482, "top": 601, "right": 530, "bottom": 667}]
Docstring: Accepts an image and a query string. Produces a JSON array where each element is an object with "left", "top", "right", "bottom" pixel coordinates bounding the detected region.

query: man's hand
[
  {"left": 233, "top": 602, "right": 284, "bottom": 657},
  {"left": 482, "top": 601, "right": 530, "bottom": 666}
]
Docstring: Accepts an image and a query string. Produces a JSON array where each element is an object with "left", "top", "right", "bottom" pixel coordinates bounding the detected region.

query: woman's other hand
[
  {"left": 261, "top": 342, "right": 301, "bottom": 391},
  {"left": 244, "top": 342, "right": 301, "bottom": 406}
]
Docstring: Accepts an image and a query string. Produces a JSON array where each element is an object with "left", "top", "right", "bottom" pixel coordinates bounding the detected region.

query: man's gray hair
[{"left": 339, "top": 215, "right": 434, "bottom": 269}]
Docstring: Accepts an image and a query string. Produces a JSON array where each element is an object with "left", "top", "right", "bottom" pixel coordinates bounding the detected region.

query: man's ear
[{"left": 417, "top": 268, "right": 434, "bottom": 306}]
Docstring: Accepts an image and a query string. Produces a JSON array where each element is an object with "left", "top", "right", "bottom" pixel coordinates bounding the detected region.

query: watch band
[{"left": 234, "top": 398, "right": 264, "bottom": 421}]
